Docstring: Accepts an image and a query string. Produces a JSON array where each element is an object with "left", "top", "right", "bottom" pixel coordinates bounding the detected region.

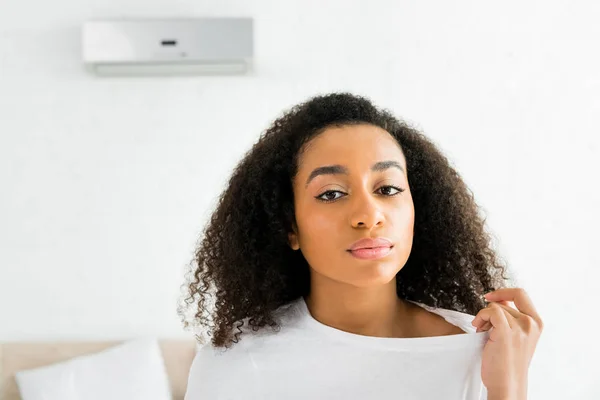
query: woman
[{"left": 180, "top": 93, "right": 543, "bottom": 399}]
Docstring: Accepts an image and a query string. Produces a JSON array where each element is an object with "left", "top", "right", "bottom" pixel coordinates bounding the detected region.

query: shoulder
[
  {"left": 185, "top": 300, "right": 304, "bottom": 399},
  {"left": 408, "top": 300, "right": 478, "bottom": 335},
  {"left": 185, "top": 342, "right": 259, "bottom": 399}
]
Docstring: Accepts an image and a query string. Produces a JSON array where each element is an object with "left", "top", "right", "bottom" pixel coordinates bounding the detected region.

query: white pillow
[{"left": 15, "top": 338, "right": 172, "bottom": 400}]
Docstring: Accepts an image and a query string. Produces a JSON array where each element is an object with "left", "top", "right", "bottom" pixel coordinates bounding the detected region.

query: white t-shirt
[{"left": 185, "top": 297, "right": 491, "bottom": 400}]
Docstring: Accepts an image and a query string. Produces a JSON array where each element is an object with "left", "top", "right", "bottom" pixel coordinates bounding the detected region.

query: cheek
[
  {"left": 394, "top": 204, "right": 414, "bottom": 229},
  {"left": 298, "top": 208, "right": 340, "bottom": 246},
  {"left": 294, "top": 201, "right": 347, "bottom": 256},
  {"left": 295, "top": 209, "right": 346, "bottom": 272},
  {"left": 309, "top": 208, "right": 338, "bottom": 227},
  {"left": 386, "top": 201, "right": 415, "bottom": 244}
]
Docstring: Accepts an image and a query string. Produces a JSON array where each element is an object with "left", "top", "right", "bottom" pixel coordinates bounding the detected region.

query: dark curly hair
[{"left": 178, "top": 92, "right": 513, "bottom": 349}]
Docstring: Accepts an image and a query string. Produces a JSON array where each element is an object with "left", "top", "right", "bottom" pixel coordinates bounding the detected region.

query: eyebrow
[{"left": 305, "top": 160, "right": 405, "bottom": 188}]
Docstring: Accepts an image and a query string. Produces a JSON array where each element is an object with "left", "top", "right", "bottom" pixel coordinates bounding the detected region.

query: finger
[
  {"left": 474, "top": 302, "right": 524, "bottom": 334},
  {"left": 473, "top": 303, "right": 514, "bottom": 332},
  {"left": 476, "top": 321, "right": 492, "bottom": 333},
  {"left": 484, "top": 288, "right": 542, "bottom": 326},
  {"left": 494, "top": 302, "right": 521, "bottom": 319},
  {"left": 473, "top": 301, "right": 515, "bottom": 326},
  {"left": 484, "top": 299, "right": 512, "bottom": 308},
  {"left": 474, "top": 302, "right": 515, "bottom": 332},
  {"left": 485, "top": 305, "right": 513, "bottom": 341}
]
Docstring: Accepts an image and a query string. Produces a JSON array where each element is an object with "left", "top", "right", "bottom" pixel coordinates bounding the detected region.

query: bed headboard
[{"left": 0, "top": 340, "right": 197, "bottom": 400}]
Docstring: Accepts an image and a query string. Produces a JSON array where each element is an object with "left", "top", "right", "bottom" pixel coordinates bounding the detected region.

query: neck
[{"left": 304, "top": 273, "right": 416, "bottom": 338}]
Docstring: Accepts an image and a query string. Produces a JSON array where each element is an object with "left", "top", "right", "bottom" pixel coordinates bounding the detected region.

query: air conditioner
[{"left": 82, "top": 18, "right": 253, "bottom": 76}]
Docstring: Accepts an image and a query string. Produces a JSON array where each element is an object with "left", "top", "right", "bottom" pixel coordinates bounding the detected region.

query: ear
[{"left": 288, "top": 222, "right": 300, "bottom": 250}]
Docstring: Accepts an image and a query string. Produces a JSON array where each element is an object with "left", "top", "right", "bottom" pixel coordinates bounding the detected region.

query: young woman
[{"left": 180, "top": 93, "right": 543, "bottom": 399}]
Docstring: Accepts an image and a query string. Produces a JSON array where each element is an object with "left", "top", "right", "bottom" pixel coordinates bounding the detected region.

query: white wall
[{"left": 1, "top": 0, "right": 598, "bottom": 398}]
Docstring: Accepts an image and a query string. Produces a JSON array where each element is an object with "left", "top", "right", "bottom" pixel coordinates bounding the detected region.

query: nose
[{"left": 349, "top": 191, "right": 385, "bottom": 229}]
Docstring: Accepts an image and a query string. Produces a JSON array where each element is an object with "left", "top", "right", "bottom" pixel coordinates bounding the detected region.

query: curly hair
[{"left": 178, "top": 92, "right": 513, "bottom": 349}]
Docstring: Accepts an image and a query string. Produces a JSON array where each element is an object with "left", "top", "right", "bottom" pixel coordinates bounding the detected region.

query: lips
[
  {"left": 348, "top": 237, "right": 393, "bottom": 251},
  {"left": 348, "top": 246, "right": 393, "bottom": 260}
]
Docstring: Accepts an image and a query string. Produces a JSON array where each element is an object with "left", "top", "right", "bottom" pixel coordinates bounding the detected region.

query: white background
[{"left": 1, "top": 1, "right": 598, "bottom": 398}]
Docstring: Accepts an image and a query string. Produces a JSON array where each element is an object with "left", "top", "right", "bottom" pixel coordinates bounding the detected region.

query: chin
[{"left": 344, "top": 262, "right": 402, "bottom": 288}]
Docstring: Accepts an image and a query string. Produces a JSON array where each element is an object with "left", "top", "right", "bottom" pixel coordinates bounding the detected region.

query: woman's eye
[
  {"left": 315, "top": 186, "right": 405, "bottom": 203},
  {"left": 378, "top": 185, "right": 405, "bottom": 196},
  {"left": 316, "top": 190, "right": 345, "bottom": 202}
]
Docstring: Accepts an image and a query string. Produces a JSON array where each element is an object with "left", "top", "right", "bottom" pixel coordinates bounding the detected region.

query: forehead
[{"left": 298, "top": 124, "right": 405, "bottom": 171}]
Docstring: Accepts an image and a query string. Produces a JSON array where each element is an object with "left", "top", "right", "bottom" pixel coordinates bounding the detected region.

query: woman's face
[{"left": 289, "top": 124, "right": 415, "bottom": 288}]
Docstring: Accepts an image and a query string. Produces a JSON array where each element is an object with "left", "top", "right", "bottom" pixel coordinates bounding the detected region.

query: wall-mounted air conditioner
[{"left": 82, "top": 18, "right": 253, "bottom": 76}]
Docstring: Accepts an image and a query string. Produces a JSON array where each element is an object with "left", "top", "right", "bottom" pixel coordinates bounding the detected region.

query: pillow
[{"left": 15, "top": 338, "right": 172, "bottom": 400}]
